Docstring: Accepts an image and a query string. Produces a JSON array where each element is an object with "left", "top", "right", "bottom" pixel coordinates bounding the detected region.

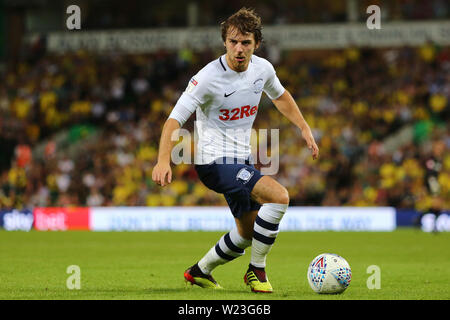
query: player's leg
[
  {"left": 243, "top": 176, "right": 289, "bottom": 292},
  {"left": 185, "top": 159, "right": 266, "bottom": 289},
  {"left": 250, "top": 176, "right": 289, "bottom": 268},
  {"left": 196, "top": 227, "right": 252, "bottom": 274},
  {"left": 234, "top": 210, "right": 259, "bottom": 240},
  {"left": 251, "top": 175, "right": 290, "bottom": 205},
  {"left": 185, "top": 210, "right": 261, "bottom": 290},
  {"left": 184, "top": 226, "right": 252, "bottom": 289}
]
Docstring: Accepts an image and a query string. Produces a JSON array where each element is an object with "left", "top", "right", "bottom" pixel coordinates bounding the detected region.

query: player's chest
[
  {"left": 219, "top": 75, "right": 264, "bottom": 105},
  {"left": 210, "top": 76, "right": 264, "bottom": 122}
]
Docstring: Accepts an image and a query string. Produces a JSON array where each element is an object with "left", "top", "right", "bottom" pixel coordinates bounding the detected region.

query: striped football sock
[
  {"left": 250, "top": 203, "right": 288, "bottom": 268},
  {"left": 198, "top": 228, "right": 252, "bottom": 275}
]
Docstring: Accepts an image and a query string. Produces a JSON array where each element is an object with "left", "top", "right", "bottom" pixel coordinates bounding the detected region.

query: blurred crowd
[
  {"left": 80, "top": 0, "right": 449, "bottom": 29},
  {"left": 0, "top": 43, "right": 449, "bottom": 212}
]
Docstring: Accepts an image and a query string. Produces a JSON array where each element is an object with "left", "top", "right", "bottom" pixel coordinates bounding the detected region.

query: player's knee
[
  {"left": 253, "top": 177, "right": 290, "bottom": 205},
  {"left": 264, "top": 186, "right": 289, "bottom": 205},
  {"left": 277, "top": 187, "right": 290, "bottom": 205}
]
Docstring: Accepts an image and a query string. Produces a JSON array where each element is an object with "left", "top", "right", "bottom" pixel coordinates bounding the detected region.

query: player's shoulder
[
  {"left": 250, "top": 54, "right": 275, "bottom": 71},
  {"left": 193, "top": 57, "right": 226, "bottom": 82},
  {"left": 186, "top": 57, "right": 224, "bottom": 96}
]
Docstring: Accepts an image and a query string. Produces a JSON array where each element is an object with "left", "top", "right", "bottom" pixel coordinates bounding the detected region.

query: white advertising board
[{"left": 90, "top": 206, "right": 396, "bottom": 231}]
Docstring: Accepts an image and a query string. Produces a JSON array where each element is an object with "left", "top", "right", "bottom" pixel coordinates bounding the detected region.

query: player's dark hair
[{"left": 221, "top": 7, "right": 263, "bottom": 45}]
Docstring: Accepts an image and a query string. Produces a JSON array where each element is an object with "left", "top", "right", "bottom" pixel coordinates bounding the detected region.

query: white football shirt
[{"left": 169, "top": 54, "right": 285, "bottom": 164}]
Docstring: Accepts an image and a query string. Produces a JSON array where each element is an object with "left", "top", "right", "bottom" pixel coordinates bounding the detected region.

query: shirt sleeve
[
  {"left": 168, "top": 73, "right": 210, "bottom": 127},
  {"left": 263, "top": 61, "right": 285, "bottom": 100}
]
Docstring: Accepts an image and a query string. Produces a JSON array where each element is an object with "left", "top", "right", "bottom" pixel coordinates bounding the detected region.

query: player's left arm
[{"left": 272, "top": 90, "right": 319, "bottom": 160}]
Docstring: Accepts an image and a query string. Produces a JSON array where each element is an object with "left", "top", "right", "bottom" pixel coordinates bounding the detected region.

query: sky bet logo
[{"left": 1, "top": 209, "right": 34, "bottom": 231}]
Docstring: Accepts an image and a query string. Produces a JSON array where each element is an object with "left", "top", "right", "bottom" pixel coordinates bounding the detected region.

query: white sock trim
[
  {"left": 259, "top": 203, "right": 288, "bottom": 223},
  {"left": 229, "top": 228, "right": 252, "bottom": 248},
  {"left": 197, "top": 228, "right": 251, "bottom": 275}
]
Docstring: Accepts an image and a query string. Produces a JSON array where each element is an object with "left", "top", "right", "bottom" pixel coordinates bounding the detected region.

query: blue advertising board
[{"left": 0, "top": 209, "right": 34, "bottom": 231}]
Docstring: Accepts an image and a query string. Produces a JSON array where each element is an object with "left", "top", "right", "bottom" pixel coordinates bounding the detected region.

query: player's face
[{"left": 224, "top": 27, "right": 260, "bottom": 72}]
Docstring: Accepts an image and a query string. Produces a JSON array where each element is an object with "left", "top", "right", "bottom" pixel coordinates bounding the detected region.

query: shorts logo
[{"left": 236, "top": 168, "right": 254, "bottom": 184}]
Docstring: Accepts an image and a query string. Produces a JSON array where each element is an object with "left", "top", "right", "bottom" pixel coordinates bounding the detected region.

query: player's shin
[
  {"left": 250, "top": 203, "right": 288, "bottom": 268},
  {"left": 197, "top": 228, "right": 252, "bottom": 275}
]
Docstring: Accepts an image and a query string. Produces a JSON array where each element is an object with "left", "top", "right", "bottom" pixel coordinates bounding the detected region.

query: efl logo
[
  {"left": 314, "top": 256, "right": 325, "bottom": 268},
  {"left": 186, "top": 78, "right": 198, "bottom": 93}
]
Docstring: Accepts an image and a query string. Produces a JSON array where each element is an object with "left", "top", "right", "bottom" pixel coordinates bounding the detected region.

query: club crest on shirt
[
  {"left": 253, "top": 78, "right": 263, "bottom": 94},
  {"left": 236, "top": 168, "right": 254, "bottom": 184}
]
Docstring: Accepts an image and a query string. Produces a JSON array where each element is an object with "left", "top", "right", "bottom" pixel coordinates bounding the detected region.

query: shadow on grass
[{"left": 1, "top": 285, "right": 304, "bottom": 300}]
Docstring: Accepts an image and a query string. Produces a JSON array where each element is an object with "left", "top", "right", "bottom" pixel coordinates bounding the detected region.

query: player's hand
[
  {"left": 301, "top": 127, "right": 319, "bottom": 160},
  {"left": 152, "top": 162, "right": 172, "bottom": 187}
]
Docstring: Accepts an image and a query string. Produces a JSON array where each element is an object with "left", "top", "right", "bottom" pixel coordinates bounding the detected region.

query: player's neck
[{"left": 225, "top": 54, "right": 250, "bottom": 73}]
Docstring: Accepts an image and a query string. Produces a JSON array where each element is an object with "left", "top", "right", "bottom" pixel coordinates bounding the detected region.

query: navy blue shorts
[{"left": 195, "top": 157, "right": 263, "bottom": 218}]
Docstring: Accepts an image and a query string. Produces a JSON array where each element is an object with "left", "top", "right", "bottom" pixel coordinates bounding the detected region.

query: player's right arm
[
  {"left": 152, "top": 118, "right": 180, "bottom": 187},
  {"left": 152, "top": 71, "right": 212, "bottom": 187}
]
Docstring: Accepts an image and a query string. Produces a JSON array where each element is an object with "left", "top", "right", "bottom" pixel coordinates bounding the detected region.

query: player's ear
[{"left": 255, "top": 41, "right": 260, "bottom": 50}]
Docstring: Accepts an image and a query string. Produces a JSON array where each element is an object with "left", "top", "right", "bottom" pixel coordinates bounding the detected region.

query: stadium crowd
[
  {"left": 0, "top": 43, "right": 449, "bottom": 213},
  {"left": 80, "top": 0, "right": 449, "bottom": 29}
]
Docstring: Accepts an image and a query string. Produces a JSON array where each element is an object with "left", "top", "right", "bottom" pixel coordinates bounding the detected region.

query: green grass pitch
[{"left": 0, "top": 229, "right": 449, "bottom": 300}]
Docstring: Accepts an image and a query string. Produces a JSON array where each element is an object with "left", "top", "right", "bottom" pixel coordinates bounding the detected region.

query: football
[{"left": 307, "top": 253, "right": 352, "bottom": 294}]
